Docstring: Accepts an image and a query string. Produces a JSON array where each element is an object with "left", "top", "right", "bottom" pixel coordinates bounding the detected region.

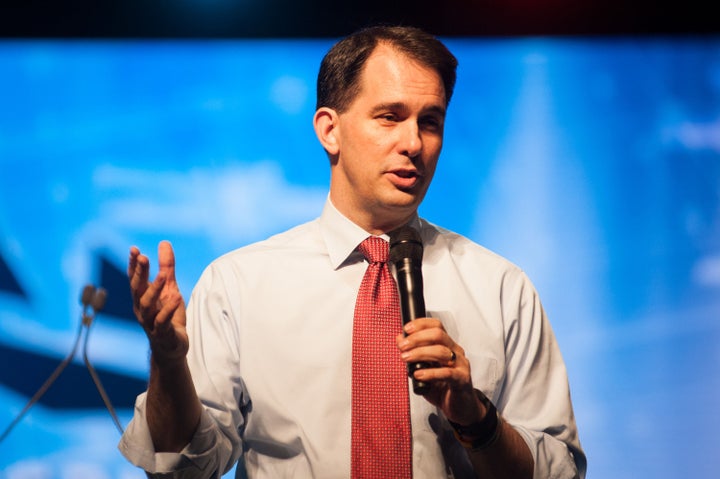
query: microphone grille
[
  {"left": 91, "top": 288, "right": 108, "bottom": 312},
  {"left": 389, "top": 226, "right": 423, "bottom": 263},
  {"left": 80, "top": 284, "right": 96, "bottom": 306}
]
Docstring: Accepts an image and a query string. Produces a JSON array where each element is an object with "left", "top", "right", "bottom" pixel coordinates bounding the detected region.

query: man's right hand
[
  {"left": 128, "top": 240, "right": 188, "bottom": 364},
  {"left": 128, "top": 240, "right": 202, "bottom": 452}
]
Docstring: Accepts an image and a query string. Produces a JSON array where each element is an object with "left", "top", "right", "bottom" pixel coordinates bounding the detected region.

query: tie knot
[{"left": 358, "top": 236, "right": 389, "bottom": 264}]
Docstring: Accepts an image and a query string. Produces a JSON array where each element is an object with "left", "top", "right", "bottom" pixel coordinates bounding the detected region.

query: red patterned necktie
[{"left": 351, "top": 236, "right": 412, "bottom": 479}]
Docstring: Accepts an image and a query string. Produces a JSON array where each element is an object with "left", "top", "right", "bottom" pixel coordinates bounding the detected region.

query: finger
[
  {"left": 153, "top": 291, "right": 183, "bottom": 329},
  {"left": 413, "top": 368, "right": 469, "bottom": 387},
  {"left": 157, "top": 240, "right": 177, "bottom": 287},
  {"left": 137, "top": 273, "right": 167, "bottom": 328},
  {"left": 412, "top": 362, "right": 469, "bottom": 384},
  {"left": 129, "top": 251, "right": 151, "bottom": 303},
  {"left": 399, "top": 326, "right": 450, "bottom": 351},
  {"left": 127, "top": 246, "right": 140, "bottom": 278},
  {"left": 403, "top": 317, "right": 444, "bottom": 334},
  {"left": 401, "top": 343, "right": 457, "bottom": 365}
]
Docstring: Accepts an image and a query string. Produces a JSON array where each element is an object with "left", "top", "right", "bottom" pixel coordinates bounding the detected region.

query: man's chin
[
  {"left": 381, "top": 191, "right": 424, "bottom": 214},
  {"left": 397, "top": 186, "right": 428, "bottom": 204}
]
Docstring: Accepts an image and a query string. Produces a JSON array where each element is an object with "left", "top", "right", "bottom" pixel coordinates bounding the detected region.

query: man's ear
[{"left": 313, "top": 107, "right": 340, "bottom": 157}]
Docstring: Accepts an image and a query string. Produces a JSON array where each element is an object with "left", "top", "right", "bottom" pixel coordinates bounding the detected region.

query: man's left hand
[{"left": 396, "top": 318, "right": 488, "bottom": 426}]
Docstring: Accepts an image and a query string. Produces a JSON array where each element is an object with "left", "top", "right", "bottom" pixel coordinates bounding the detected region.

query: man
[{"left": 120, "top": 26, "right": 586, "bottom": 478}]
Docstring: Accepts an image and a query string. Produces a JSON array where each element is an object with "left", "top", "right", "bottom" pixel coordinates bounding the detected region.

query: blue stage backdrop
[{"left": 1, "top": 37, "right": 719, "bottom": 478}]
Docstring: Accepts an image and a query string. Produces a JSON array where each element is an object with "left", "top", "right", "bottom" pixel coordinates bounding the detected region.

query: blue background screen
[{"left": 1, "top": 38, "right": 719, "bottom": 478}]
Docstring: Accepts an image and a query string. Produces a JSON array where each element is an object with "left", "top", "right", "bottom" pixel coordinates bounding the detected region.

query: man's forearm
[
  {"left": 146, "top": 356, "right": 203, "bottom": 452},
  {"left": 463, "top": 417, "right": 534, "bottom": 479}
]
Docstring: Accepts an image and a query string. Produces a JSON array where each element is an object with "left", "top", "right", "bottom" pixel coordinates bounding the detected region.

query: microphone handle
[{"left": 395, "top": 258, "right": 432, "bottom": 395}]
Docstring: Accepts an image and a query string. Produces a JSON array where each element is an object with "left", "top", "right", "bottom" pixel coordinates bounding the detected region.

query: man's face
[{"left": 322, "top": 44, "right": 447, "bottom": 234}]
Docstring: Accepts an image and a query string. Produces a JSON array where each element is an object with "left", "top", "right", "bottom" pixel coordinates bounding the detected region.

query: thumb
[{"left": 157, "top": 240, "right": 178, "bottom": 286}]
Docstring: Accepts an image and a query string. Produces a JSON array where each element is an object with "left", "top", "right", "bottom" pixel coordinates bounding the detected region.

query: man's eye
[{"left": 420, "top": 117, "right": 442, "bottom": 130}]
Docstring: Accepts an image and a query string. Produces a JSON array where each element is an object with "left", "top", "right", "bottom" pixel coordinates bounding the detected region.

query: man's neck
[{"left": 328, "top": 195, "right": 417, "bottom": 236}]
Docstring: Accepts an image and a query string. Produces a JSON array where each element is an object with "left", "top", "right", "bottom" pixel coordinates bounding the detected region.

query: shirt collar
[{"left": 318, "top": 196, "right": 421, "bottom": 270}]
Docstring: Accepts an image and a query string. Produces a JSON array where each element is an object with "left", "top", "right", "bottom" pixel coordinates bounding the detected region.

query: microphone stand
[
  {"left": 0, "top": 320, "right": 84, "bottom": 444},
  {"left": 82, "top": 292, "right": 124, "bottom": 434},
  {"left": 0, "top": 285, "right": 124, "bottom": 445}
]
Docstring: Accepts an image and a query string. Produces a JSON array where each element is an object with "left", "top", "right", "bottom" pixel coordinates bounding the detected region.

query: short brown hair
[{"left": 316, "top": 25, "right": 458, "bottom": 112}]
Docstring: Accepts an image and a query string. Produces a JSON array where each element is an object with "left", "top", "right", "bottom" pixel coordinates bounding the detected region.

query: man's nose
[{"left": 398, "top": 121, "right": 422, "bottom": 158}]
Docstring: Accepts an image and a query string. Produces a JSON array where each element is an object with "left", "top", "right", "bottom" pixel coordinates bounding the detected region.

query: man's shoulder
[
  {"left": 420, "top": 220, "right": 523, "bottom": 275},
  {"left": 210, "top": 218, "right": 324, "bottom": 267}
]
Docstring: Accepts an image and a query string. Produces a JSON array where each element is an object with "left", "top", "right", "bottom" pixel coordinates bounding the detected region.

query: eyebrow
[{"left": 370, "top": 102, "right": 447, "bottom": 118}]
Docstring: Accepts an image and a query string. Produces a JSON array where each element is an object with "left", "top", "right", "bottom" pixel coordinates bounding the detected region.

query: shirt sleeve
[
  {"left": 118, "top": 393, "right": 234, "bottom": 479},
  {"left": 498, "top": 269, "right": 587, "bottom": 479},
  {"left": 117, "top": 263, "right": 248, "bottom": 479}
]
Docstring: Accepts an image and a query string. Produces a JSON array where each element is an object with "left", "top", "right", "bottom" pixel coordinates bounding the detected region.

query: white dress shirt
[{"left": 119, "top": 199, "right": 586, "bottom": 478}]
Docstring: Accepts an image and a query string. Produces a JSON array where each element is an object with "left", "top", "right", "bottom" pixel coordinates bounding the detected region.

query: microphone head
[
  {"left": 80, "top": 284, "right": 96, "bottom": 306},
  {"left": 91, "top": 287, "right": 108, "bottom": 312},
  {"left": 389, "top": 225, "right": 423, "bottom": 264}
]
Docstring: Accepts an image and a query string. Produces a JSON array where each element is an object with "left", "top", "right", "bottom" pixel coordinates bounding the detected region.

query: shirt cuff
[
  {"left": 118, "top": 392, "right": 219, "bottom": 476},
  {"left": 512, "top": 423, "right": 583, "bottom": 479}
]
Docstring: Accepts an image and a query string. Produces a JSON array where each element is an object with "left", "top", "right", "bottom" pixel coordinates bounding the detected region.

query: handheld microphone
[{"left": 389, "top": 225, "right": 431, "bottom": 395}]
